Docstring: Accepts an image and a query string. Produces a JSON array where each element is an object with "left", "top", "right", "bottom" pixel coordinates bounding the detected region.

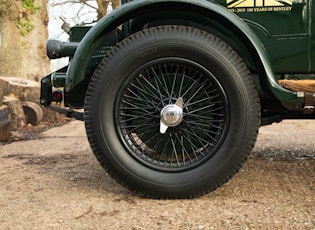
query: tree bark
[
  {"left": 96, "top": 0, "right": 120, "bottom": 20},
  {"left": 22, "top": 101, "right": 43, "bottom": 125},
  {"left": 3, "top": 96, "right": 26, "bottom": 129},
  {"left": 0, "top": 0, "right": 50, "bottom": 82},
  {"left": 0, "top": 76, "right": 40, "bottom": 102},
  {"left": 112, "top": 0, "right": 120, "bottom": 9},
  {"left": 0, "top": 105, "right": 11, "bottom": 141},
  {"left": 96, "top": 0, "right": 110, "bottom": 20}
]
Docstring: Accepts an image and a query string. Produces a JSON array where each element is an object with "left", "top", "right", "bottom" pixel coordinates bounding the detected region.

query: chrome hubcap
[{"left": 160, "top": 97, "right": 183, "bottom": 134}]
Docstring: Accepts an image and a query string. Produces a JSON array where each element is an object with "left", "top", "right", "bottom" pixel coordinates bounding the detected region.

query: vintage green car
[{"left": 40, "top": 0, "right": 314, "bottom": 198}]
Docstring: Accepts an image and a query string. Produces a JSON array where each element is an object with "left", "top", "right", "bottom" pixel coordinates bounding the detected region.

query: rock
[
  {"left": 3, "top": 96, "right": 26, "bottom": 129},
  {"left": 22, "top": 101, "right": 43, "bottom": 126},
  {"left": 0, "top": 105, "right": 11, "bottom": 141}
]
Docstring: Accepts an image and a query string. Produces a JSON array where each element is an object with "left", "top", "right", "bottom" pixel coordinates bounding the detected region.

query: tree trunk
[
  {"left": 0, "top": 105, "right": 11, "bottom": 141},
  {"left": 112, "top": 0, "right": 120, "bottom": 9},
  {"left": 22, "top": 101, "right": 43, "bottom": 125},
  {"left": 0, "top": 76, "right": 64, "bottom": 123},
  {"left": 0, "top": 0, "right": 50, "bottom": 82},
  {"left": 96, "top": 0, "right": 120, "bottom": 20},
  {"left": 3, "top": 96, "right": 26, "bottom": 129},
  {"left": 96, "top": 0, "right": 109, "bottom": 20},
  {"left": 0, "top": 76, "right": 40, "bottom": 102}
]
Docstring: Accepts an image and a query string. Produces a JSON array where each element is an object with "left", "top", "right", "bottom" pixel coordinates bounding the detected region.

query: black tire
[{"left": 85, "top": 26, "right": 260, "bottom": 198}]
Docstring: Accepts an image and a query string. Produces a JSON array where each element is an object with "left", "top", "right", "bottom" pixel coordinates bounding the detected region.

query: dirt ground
[{"left": 0, "top": 119, "right": 314, "bottom": 229}]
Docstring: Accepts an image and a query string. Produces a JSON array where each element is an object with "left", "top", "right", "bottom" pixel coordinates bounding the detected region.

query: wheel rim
[{"left": 115, "top": 58, "right": 229, "bottom": 172}]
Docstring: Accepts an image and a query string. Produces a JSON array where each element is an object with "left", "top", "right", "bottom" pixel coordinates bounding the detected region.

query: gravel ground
[{"left": 0, "top": 119, "right": 314, "bottom": 229}]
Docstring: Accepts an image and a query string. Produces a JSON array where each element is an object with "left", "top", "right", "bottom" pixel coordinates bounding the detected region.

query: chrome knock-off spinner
[{"left": 160, "top": 97, "right": 183, "bottom": 134}]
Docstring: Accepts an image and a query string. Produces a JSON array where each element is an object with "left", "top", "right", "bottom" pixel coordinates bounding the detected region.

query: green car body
[
  {"left": 40, "top": 0, "right": 314, "bottom": 198},
  {"left": 42, "top": 0, "right": 314, "bottom": 112}
]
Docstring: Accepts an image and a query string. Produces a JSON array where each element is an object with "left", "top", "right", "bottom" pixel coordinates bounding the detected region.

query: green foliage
[
  {"left": 16, "top": 17, "right": 32, "bottom": 36},
  {"left": 22, "top": 0, "right": 40, "bottom": 14},
  {"left": 16, "top": 0, "right": 40, "bottom": 36}
]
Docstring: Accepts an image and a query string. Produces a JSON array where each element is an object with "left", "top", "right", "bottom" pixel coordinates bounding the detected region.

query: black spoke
[{"left": 116, "top": 58, "right": 228, "bottom": 171}]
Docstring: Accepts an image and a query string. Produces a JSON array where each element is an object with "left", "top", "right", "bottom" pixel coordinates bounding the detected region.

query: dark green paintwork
[
  {"left": 64, "top": 0, "right": 300, "bottom": 108},
  {"left": 43, "top": 0, "right": 315, "bottom": 110},
  {"left": 217, "top": 0, "right": 310, "bottom": 73}
]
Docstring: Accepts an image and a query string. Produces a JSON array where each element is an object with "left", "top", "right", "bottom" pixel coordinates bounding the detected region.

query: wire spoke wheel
[
  {"left": 84, "top": 26, "right": 260, "bottom": 198},
  {"left": 116, "top": 59, "right": 228, "bottom": 171}
]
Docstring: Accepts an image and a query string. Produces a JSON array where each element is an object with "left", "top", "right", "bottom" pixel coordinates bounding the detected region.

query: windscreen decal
[{"left": 227, "top": 0, "right": 292, "bottom": 12}]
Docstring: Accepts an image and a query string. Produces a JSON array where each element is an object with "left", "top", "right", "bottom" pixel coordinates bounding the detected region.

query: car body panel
[{"left": 64, "top": 0, "right": 298, "bottom": 109}]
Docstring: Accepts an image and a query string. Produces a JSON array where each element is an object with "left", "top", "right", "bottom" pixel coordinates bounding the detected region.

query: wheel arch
[{"left": 66, "top": 0, "right": 297, "bottom": 108}]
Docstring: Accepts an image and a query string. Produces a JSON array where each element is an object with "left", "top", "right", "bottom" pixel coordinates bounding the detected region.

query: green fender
[{"left": 65, "top": 0, "right": 298, "bottom": 109}]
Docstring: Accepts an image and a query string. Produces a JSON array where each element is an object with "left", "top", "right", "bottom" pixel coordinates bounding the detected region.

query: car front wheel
[{"left": 84, "top": 26, "right": 260, "bottom": 198}]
